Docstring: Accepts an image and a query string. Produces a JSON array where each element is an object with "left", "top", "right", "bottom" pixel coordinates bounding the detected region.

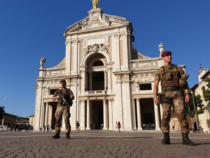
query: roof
[
  {"left": 191, "top": 84, "right": 198, "bottom": 91},
  {"left": 198, "top": 68, "right": 208, "bottom": 76},
  {"left": 5, "top": 113, "right": 17, "bottom": 117},
  {"left": 201, "top": 70, "right": 210, "bottom": 80}
]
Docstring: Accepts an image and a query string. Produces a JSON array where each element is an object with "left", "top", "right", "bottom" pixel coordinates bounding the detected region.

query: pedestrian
[
  {"left": 154, "top": 51, "right": 195, "bottom": 146},
  {"left": 52, "top": 79, "right": 74, "bottom": 139},
  {"left": 172, "top": 126, "right": 175, "bottom": 131},
  {"left": 115, "top": 121, "right": 118, "bottom": 132},
  {"left": 178, "top": 125, "right": 180, "bottom": 132},
  {"left": 47, "top": 125, "right": 49, "bottom": 131},
  {"left": 76, "top": 121, "right": 80, "bottom": 132},
  {"left": 118, "top": 121, "right": 121, "bottom": 132}
]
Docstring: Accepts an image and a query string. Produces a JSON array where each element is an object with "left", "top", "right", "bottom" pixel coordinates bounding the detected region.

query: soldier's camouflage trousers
[
  {"left": 55, "top": 105, "right": 71, "bottom": 133},
  {"left": 161, "top": 90, "right": 189, "bottom": 133}
]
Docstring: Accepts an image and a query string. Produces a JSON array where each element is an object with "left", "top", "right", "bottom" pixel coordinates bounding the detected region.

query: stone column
[
  {"left": 107, "top": 68, "right": 112, "bottom": 93},
  {"left": 86, "top": 100, "right": 90, "bottom": 130},
  {"left": 89, "top": 72, "right": 92, "bottom": 91},
  {"left": 44, "top": 102, "right": 49, "bottom": 127},
  {"left": 121, "top": 79, "right": 132, "bottom": 130},
  {"left": 136, "top": 99, "right": 142, "bottom": 130},
  {"left": 115, "top": 78, "right": 123, "bottom": 127},
  {"left": 154, "top": 102, "right": 161, "bottom": 131},
  {"left": 132, "top": 99, "right": 136, "bottom": 130},
  {"left": 70, "top": 82, "right": 77, "bottom": 130},
  {"left": 48, "top": 105, "right": 52, "bottom": 130},
  {"left": 80, "top": 100, "right": 86, "bottom": 130},
  {"left": 108, "top": 99, "right": 113, "bottom": 130},
  {"left": 104, "top": 71, "right": 107, "bottom": 90},
  {"left": 40, "top": 103, "right": 45, "bottom": 129},
  {"left": 103, "top": 99, "right": 108, "bottom": 130}
]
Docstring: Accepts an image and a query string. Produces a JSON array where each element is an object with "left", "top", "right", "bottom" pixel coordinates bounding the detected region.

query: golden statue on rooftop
[{"left": 92, "top": 0, "right": 99, "bottom": 9}]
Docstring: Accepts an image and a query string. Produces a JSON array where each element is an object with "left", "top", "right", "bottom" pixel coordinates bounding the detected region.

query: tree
[
  {"left": 204, "top": 78, "right": 210, "bottom": 107},
  {"left": 0, "top": 106, "right": 5, "bottom": 120},
  {"left": 185, "top": 93, "right": 205, "bottom": 118}
]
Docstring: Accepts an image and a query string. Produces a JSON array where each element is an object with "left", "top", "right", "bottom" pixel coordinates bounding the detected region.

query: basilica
[{"left": 33, "top": 6, "right": 185, "bottom": 131}]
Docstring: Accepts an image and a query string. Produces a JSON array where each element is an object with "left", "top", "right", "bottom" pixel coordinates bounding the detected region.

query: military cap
[
  {"left": 161, "top": 51, "right": 172, "bottom": 57},
  {"left": 60, "top": 79, "right": 66, "bottom": 83}
]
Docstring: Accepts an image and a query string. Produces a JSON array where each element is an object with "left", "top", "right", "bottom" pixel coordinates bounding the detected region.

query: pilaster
[
  {"left": 113, "top": 33, "right": 121, "bottom": 71},
  {"left": 103, "top": 99, "right": 108, "bottom": 130},
  {"left": 44, "top": 102, "right": 49, "bottom": 127},
  {"left": 65, "top": 39, "right": 71, "bottom": 75},
  {"left": 80, "top": 100, "right": 86, "bottom": 130},
  {"left": 108, "top": 99, "right": 113, "bottom": 130},
  {"left": 86, "top": 99, "right": 90, "bottom": 130},
  {"left": 132, "top": 99, "right": 136, "bottom": 130}
]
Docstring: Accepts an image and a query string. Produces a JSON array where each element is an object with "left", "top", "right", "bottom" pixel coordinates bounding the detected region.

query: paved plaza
[{"left": 0, "top": 131, "right": 210, "bottom": 158}]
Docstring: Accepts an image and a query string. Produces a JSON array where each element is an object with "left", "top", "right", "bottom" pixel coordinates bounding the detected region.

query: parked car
[{"left": 0, "top": 125, "right": 7, "bottom": 131}]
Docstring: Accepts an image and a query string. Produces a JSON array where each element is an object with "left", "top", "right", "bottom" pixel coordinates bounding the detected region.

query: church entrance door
[
  {"left": 91, "top": 100, "right": 103, "bottom": 129},
  {"left": 140, "top": 98, "right": 155, "bottom": 130}
]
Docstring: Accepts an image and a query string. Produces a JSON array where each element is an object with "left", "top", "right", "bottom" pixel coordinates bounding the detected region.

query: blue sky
[{"left": 0, "top": 0, "right": 209, "bottom": 117}]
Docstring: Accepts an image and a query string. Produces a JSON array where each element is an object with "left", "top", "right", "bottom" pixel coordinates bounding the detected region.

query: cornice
[
  {"left": 64, "top": 25, "right": 129, "bottom": 36},
  {"left": 45, "top": 67, "right": 65, "bottom": 71},
  {"left": 36, "top": 75, "right": 80, "bottom": 81},
  {"left": 130, "top": 57, "right": 162, "bottom": 63},
  {"left": 112, "top": 70, "right": 131, "bottom": 75}
]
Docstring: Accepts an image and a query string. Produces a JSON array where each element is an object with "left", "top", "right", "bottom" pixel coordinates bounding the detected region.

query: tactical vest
[{"left": 160, "top": 65, "right": 181, "bottom": 88}]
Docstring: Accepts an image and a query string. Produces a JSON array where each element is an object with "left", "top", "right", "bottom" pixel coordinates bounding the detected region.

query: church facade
[
  {"left": 191, "top": 68, "right": 210, "bottom": 133},
  {"left": 34, "top": 8, "right": 182, "bottom": 131}
]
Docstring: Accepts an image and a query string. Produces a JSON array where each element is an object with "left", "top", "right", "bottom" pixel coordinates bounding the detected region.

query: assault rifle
[{"left": 56, "top": 90, "right": 70, "bottom": 107}]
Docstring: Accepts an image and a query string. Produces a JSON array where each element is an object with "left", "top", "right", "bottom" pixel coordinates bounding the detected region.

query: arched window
[{"left": 92, "top": 60, "right": 104, "bottom": 67}]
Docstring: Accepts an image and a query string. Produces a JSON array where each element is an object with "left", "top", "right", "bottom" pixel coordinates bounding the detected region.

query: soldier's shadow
[{"left": 196, "top": 142, "right": 210, "bottom": 145}]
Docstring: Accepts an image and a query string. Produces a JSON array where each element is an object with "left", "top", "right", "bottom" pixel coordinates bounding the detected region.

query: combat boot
[
  {"left": 66, "top": 132, "right": 70, "bottom": 139},
  {"left": 53, "top": 131, "right": 60, "bottom": 139},
  {"left": 182, "top": 133, "right": 195, "bottom": 146},
  {"left": 161, "top": 133, "right": 170, "bottom": 145}
]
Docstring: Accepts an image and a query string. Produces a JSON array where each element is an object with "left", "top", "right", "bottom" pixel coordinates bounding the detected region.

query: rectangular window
[
  {"left": 49, "top": 89, "right": 58, "bottom": 95},
  {"left": 140, "top": 84, "right": 152, "bottom": 91}
]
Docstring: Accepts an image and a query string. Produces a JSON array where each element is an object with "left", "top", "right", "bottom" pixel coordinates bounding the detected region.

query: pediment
[{"left": 63, "top": 8, "right": 130, "bottom": 36}]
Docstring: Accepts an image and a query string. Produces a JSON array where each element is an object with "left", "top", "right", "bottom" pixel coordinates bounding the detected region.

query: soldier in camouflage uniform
[
  {"left": 154, "top": 51, "right": 195, "bottom": 146},
  {"left": 52, "top": 79, "right": 74, "bottom": 139}
]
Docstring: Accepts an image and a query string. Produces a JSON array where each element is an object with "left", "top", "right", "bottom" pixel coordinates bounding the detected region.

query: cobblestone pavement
[{"left": 0, "top": 131, "right": 210, "bottom": 158}]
